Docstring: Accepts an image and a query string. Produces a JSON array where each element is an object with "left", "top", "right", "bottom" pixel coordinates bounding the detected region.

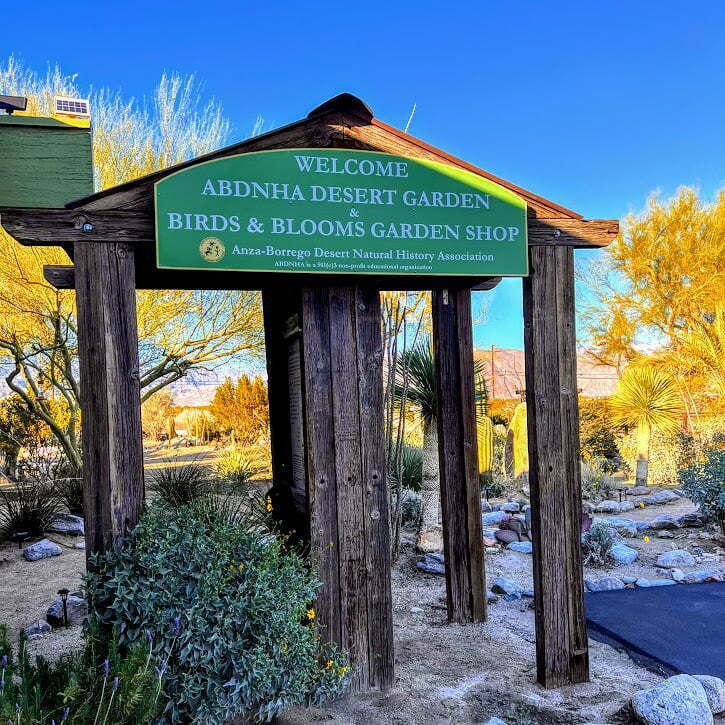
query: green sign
[{"left": 154, "top": 149, "right": 528, "bottom": 276}]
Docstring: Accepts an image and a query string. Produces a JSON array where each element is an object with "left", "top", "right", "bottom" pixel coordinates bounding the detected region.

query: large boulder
[
  {"left": 507, "top": 541, "right": 533, "bottom": 554},
  {"left": 677, "top": 512, "right": 706, "bottom": 528},
  {"left": 656, "top": 549, "right": 695, "bottom": 568},
  {"left": 682, "top": 569, "right": 724, "bottom": 584},
  {"left": 416, "top": 526, "right": 443, "bottom": 553},
  {"left": 416, "top": 553, "right": 445, "bottom": 576},
  {"left": 627, "top": 485, "right": 652, "bottom": 496},
  {"left": 631, "top": 674, "right": 713, "bottom": 725},
  {"left": 23, "top": 539, "right": 62, "bottom": 561},
  {"left": 46, "top": 594, "right": 87, "bottom": 628},
  {"left": 494, "top": 529, "right": 519, "bottom": 545},
  {"left": 501, "top": 501, "right": 520, "bottom": 513},
  {"left": 24, "top": 620, "right": 51, "bottom": 638},
  {"left": 649, "top": 514, "right": 679, "bottom": 530},
  {"left": 610, "top": 542, "right": 638, "bottom": 565},
  {"left": 596, "top": 500, "right": 634, "bottom": 514},
  {"left": 636, "top": 578, "right": 677, "bottom": 587},
  {"left": 584, "top": 577, "right": 625, "bottom": 592},
  {"left": 643, "top": 490, "right": 681, "bottom": 506},
  {"left": 693, "top": 675, "right": 725, "bottom": 715},
  {"left": 47, "top": 514, "right": 84, "bottom": 536},
  {"left": 483, "top": 511, "right": 509, "bottom": 526},
  {"left": 490, "top": 577, "right": 523, "bottom": 600}
]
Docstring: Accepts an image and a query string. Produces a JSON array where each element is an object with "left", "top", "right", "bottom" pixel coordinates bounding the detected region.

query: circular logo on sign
[{"left": 199, "top": 237, "right": 225, "bottom": 263}]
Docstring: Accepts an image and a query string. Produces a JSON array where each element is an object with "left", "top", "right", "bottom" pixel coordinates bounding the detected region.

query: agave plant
[{"left": 609, "top": 365, "right": 682, "bottom": 486}]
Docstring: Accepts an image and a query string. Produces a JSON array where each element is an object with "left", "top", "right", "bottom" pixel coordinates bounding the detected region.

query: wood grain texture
[
  {"left": 432, "top": 287, "right": 486, "bottom": 624},
  {"left": 73, "top": 242, "right": 144, "bottom": 563},
  {"left": 354, "top": 287, "right": 394, "bottom": 690},
  {"left": 523, "top": 245, "right": 589, "bottom": 688},
  {"left": 3, "top": 207, "right": 617, "bottom": 250}
]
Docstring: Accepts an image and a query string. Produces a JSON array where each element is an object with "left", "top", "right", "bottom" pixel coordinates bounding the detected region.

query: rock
[
  {"left": 486, "top": 590, "right": 499, "bottom": 604},
  {"left": 24, "top": 620, "right": 51, "bottom": 637},
  {"left": 585, "top": 577, "right": 625, "bottom": 592},
  {"left": 643, "top": 490, "right": 681, "bottom": 506},
  {"left": 597, "top": 517, "right": 639, "bottom": 537},
  {"left": 494, "top": 529, "right": 519, "bottom": 545},
  {"left": 507, "top": 541, "right": 533, "bottom": 554},
  {"left": 610, "top": 542, "right": 638, "bottom": 565},
  {"left": 482, "top": 511, "right": 509, "bottom": 526},
  {"left": 501, "top": 501, "right": 520, "bottom": 513},
  {"left": 631, "top": 674, "right": 713, "bottom": 725},
  {"left": 409, "top": 606, "right": 423, "bottom": 614},
  {"left": 657, "top": 530, "right": 675, "bottom": 538},
  {"left": 672, "top": 489, "right": 686, "bottom": 498},
  {"left": 73, "top": 541, "right": 86, "bottom": 550},
  {"left": 678, "top": 512, "right": 706, "bottom": 528},
  {"left": 483, "top": 527, "right": 498, "bottom": 539},
  {"left": 636, "top": 578, "right": 677, "bottom": 587},
  {"left": 490, "top": 577, "right": 523, "bottom": 600},
  {"left": 650, "top": 514, "right": 679, "bottom": 530},
  {"left": 522, "top": 587, "right": 535, "bottom": 598},
  {"left": 482, "top": 718, "right": 508, "bottom": 725},
  {"left": 627, "top": 485, "right": 652, "bottom": 496},
  {"left": 622, "top": 575, "right": 638, "bottom": 584},
  {"left": 23, "top": 539, "right": 62, "bottom": 561},
  {"left": 670, "top": 569, "right": 686, "bottom": 582},
  {"left": 657, "top": 549, "right": 696, "bottom": 568},
  {"left": 693, "top": 675, "right": 725, "bottom": 714},
  {"left": 416, "top": 526, "right": 443, "bottom": 553},
  {"left": 595, "top": 499, "right": 634, "bottom": 513},
  {"left": 682, "top": 569, "right": 724, "bottom": 584},
  {"left": 481, "top": 499, "right": 492, "bottom": 513},
  {"left": 47, "top": 513, "right": 84, "bottom": 536},
  {"left": 47, "top": 594, "right": 87, "bottom": 627}
]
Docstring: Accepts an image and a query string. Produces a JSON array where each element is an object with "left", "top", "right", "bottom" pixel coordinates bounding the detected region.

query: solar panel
[{"left": 54, "top": 96, "right": 90, "bottom": 118}]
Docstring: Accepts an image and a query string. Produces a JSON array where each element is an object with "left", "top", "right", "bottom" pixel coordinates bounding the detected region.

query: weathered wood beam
[
  {"left": 3, "top": 207, "right": 618, "bottom": 249},
  {"left": 74, "top": 241, "right": 144, "bottom": 562},
  {"left": 432, "top": 287, "right": 486, "bottom": 624},
  {"left": 523, "top": 245, "right": 589, "bottom": 688}
]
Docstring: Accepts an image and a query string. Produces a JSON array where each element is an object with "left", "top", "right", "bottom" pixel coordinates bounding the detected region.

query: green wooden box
[{"left": 0, "top": 115, "right": 93, "bottom": 208}]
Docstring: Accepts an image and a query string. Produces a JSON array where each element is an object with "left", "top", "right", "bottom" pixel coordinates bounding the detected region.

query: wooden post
[
  {"left": 74, "top": 241, "right": 144, "bottom": 561},
  {"left": 300, "top": 285, "right": 393, "bottom": 692},
  {"left": 432, "top": 287, "right": 486, "bottom": 624},
  {"left": 523, "top": 245, "right": 589, "bottom": 688}
]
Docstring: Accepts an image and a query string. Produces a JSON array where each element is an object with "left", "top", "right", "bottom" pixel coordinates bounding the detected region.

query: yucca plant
[
  {"left": 147, "top": 463, "right": 210, "bottom": 506},
  {"left": 0, "top": 477, "right": 63, "bottom": 540},
  {"left": 609, "top": 365, "right": 683, "bottom": 486}
]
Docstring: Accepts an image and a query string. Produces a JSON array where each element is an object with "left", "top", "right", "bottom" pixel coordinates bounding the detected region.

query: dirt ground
[{"left": 1, "top": 494, "right": 723, "bottom": 724}]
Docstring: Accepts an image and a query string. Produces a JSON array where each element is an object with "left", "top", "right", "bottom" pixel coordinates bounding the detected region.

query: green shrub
[
  {"left": 679, "top": 447, "right": 725, "bottom": 534},
  {"left": 578, "top": 397, "right": 623, "bottom": 471},
  {"left": 213, "top": 447, "right": 265, "bottom": 488},
  {"left": 0, "top": 622, "right": 162, "bottom": 724},
  {"left": 388, "top": 444, "right": 423, "bottom": 494},
  {"left": 0, "top": 476, "right": 63, "bottom": 540},
  {"left": 148, "top": 462, "right": 210, "bottom": 505},
  {"left": 85, "top": 499, "right": 349, "bottom": 724},
  {"left": 582, "top": 522, "right": 619, "bottom": 566},
  {"left": 580, "top": 458, "right": 616, "bottom": 502}
]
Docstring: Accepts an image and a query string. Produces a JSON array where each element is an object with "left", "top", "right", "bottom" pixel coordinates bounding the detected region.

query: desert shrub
[
  {"left": 581, "top": 522, "right": 619, "bottom": 566},
  {"left": 53, "top": 456, "right": 84, "bottom": 515},
  {"left": 0, "top": 476, "right": 62, "bottom": 540},
  {"left": 388, "top": 444, "right": 423, "bottom": 494},
  {"left": 399, "top": 489, "right": 422, "bottom": 527},
  {"left": 617, "top": 428, "right": 691, "bottom": 486},
  {"left": 679, "top": 447, "right": 725, "bottom": 534},
  {"left": 0, "top": 622, "right": 162, "bottom": 724},
  {"left": 580, "top": 458, "right": 616, "bottom": 501},
  {"left": 578, "top": 397, "right": 623, "bottom": 471},
  {"left": 85, "top": 499, "right": 349, "bottom": 724},
  {"left": 213, "top": 447, "right": 266, "bottom": 487},
  {"left": 148, "top": 462, "right": 210, "bottom": 505},
  {"left": 483, "top": 474, "right": 507, "bottom": 499}
]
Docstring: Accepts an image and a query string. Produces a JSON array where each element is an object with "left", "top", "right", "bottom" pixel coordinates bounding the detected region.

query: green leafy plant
[
  {"left": 580, "top": 458, "right": 615, "bottom": 502},
  {"left": 0, "top": 476, "right": 63, "bottom": 540},
  {"left": 582, "top": 522, "right": 619, "bottom": 566},
  {"left": 388, "top": 443, "right": 423, "bottom": 494},
  {"left": 679, "top": 447, "right": 725, "bottom": 534},
  {"left": 0, "top": 622, "right": 162, "bottom": 724},
  {"left": 213, "top": 447, "right": 265, "bottom": 488},
  {"left": 85, "top": 499, "right": 350, "bottom": 724},
  {"left": 147, "top": 462, "right": 210, "bottom": 506}
]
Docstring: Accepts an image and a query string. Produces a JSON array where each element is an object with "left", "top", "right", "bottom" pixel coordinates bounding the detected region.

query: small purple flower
[
  {"left": 1, "top": 655, "right": 6, "bottom": 667},
  {"left": 0, "top": 679, "right": 4, "bottom": 688},
  {"left": 62, "top": 706, "right": 70, "bottom": 722},
  {"left": 145, "top": 629, "right": 153, "bottom": 644},
  {"left": 103, "top": 658, "right": 110, "bottom": 678},
  {"left": 112, "top": 676, "right": 119, "bottom": 692},
  {"left": 171, "top": 616, "right": 181, "bottom": 636}
]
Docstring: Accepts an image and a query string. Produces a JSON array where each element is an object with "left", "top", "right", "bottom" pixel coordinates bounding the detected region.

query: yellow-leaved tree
[
  {"left": 583, "top": 187, "right": 725, "bottom": 426},
  {"left": 0, "top": 57, "right": 264, "bottom": 468}
]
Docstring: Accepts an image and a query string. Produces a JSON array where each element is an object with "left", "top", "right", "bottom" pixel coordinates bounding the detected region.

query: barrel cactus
[
  {"left": 477, "top": 416, "right": 494, "bottom": 482},
  {"left": 504, "top": 402, "right": 529, "bottom": 479}
]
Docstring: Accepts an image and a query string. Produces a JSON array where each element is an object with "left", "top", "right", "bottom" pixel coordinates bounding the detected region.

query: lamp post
[{"left": 57, "top": 588, "right": 70, "bottom": 628}]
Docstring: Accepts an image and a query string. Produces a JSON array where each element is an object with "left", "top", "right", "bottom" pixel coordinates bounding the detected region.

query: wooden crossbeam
[{"left": 1, "top": 207, "right": 618, "bottom": 249}]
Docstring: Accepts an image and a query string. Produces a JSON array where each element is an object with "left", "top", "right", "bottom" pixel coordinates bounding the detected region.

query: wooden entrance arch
[{"left": 1, "top": 93, "right": 618, "bottom": 692}]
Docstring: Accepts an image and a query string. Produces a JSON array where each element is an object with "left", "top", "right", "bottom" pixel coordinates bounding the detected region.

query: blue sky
[{"left": 4, "top": 0, "right": 724, "bottom": 351}]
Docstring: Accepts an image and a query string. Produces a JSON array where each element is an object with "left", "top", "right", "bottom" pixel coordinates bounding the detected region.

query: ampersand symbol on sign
[
  {"left": 349, "top": 208, "right": 359, "bottom": 218},
  {"left": 247, "top": 217, "right": 264, "bottom": 233}
]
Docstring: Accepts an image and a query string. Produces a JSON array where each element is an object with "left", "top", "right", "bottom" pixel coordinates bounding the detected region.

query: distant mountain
[{"left": 473, "top": 348, "right": 618, "bottom": 399}]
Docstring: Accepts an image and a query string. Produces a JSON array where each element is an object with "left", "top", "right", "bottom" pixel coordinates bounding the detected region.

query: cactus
[
  {"left": 477, "top": 416, "right": 494, "bottom": 481},
  {"left": 504, "top": 402, "right": 529, "bottom": 479}
]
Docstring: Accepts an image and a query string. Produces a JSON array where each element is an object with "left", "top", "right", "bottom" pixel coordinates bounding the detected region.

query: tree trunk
[
  {"left": 635, "top": 421, "right": 651, "bottom": 486},
  {"left": 417, "top": 417, "right": 441, "bottom": 549}
]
